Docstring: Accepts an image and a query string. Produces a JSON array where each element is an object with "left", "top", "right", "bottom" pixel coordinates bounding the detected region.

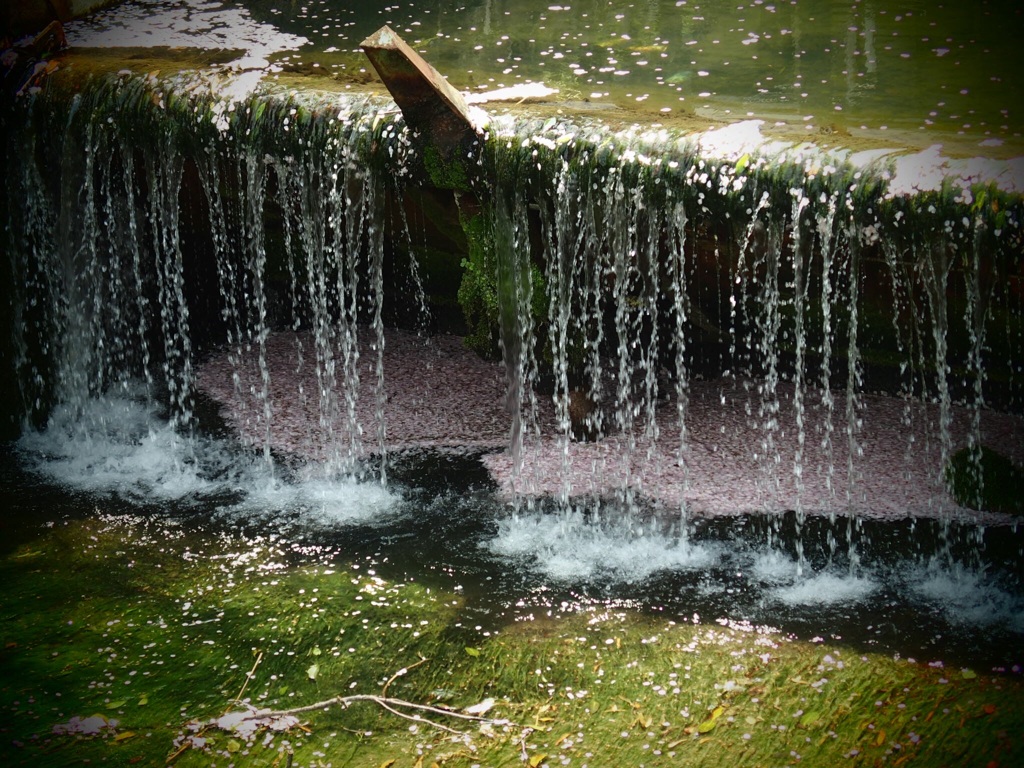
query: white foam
[
  {"left": 231, "top": 476, "right": 396, "bottom": 526},
  {"left": 747, "top": 551, "right": 878, "bottom": 605},
  {"left": 697, "top": 119, "right": 765, "bottom": 158},
  {"left": 18, "top": 395, "right": 216, "bottom": 499},
  {"left": 748, "top": 549, "right": 801, "bottom": 584},
  {"left": 66, "top": 0, "right": 310, "bottom": 125},
  {"left": 770, "top": 571, "right": 878, "bottom": 607},
  {"left": 67, "top": 1, "right": 308, "bottom": 57},
  {"left": 909, "top": 562, "right": 1024, "bottom": 632},
  {"left": 885, "top": 144, "right": 1024, "bottom": 197},
  {"left": 464, "top": 83, "right": 558, "bottom": 104},
  {"left": 486, "top": 508, "right": 721, "bottom": 582},
  {"left": 17, "top": 393, "right": 397, "bottom": 525}
]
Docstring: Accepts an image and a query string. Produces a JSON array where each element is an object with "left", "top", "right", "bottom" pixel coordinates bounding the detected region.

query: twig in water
[
  {"left": 381, "top": 656, "right": 428, "bottom": 698},
  {"left": 518, "top": 727, "right": 534, "bottom": 761},
  {"left": 256, "top": 693, "right": 514, "bottom": 733},
  {"left": 171, "top": 660, "right": 518, "bottom": 765},
  {"left": 225, "top": 650, "right": 263, "bottom": 713}
]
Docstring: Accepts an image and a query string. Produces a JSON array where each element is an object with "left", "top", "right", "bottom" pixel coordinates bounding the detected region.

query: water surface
[{"left": 69, "top": 0, "right": 1024, "bottom": 149}]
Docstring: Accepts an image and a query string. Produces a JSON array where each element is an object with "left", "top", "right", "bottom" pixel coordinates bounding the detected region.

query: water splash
[
  {"left": 2, "top": 70, "right": 1022, "bottom": 598},
  {"left": 16, "top": 391, "right": 398, "bottom": 525},
  {"left": 487, "top": 503, "right": 721, "bottom": 584}
]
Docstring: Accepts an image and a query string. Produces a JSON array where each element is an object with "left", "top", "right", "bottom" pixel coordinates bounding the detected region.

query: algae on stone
[{"left": 946, "top": 445, "right": 1024, "bottom": 515}]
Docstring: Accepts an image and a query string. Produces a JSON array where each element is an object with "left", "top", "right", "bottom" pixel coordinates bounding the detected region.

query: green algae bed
[{"left": 1, "top": 512, "right": 1021, "bottom": 768}]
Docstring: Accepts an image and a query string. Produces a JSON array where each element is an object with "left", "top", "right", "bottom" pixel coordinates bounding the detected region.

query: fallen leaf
[
  {"left": 465, "top": 646, "right": 480, "bottom": 657},
  {"left": 529, "top": 754, "right": 547, "bottom": 767},
  {"left": 961, "top": 669, "right": 977, "bottom": 680},
  {"left": 378, "top": 760, "right": 396, "bottom": 768},
  {"left": 875, "top": 729, "right": 887, "bottom": 746},
  {"left": 697, "top": 718, "right": 717, "bottom": 734},
  {"left": 113, "top": 731, "right": 135, "bottom": 742},
  {"left": 306, "top": 663, "right": 319, "bottom": 681},
  {"left": 464, "top": 698, "right": 495, "bottom": 715},
  {"left": 982, "top": 704, "right": 997, "bottom": 715},
  {"left": 799, "top": 710, "right": 820, "bottom": 728},
  {"left": 697, "top": 705, "right": 725, "bottom": 734},
  {"left": 632, "top": 713, "right": 653, "bottom": 730}
]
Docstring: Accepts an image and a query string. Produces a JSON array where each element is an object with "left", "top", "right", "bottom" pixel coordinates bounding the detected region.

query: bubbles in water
[
  {"left": 909, "top": 561, "right": 1024, "bottom": 633},
  {"left": 18, "top": 393, "right": 217, "bottom": 500},
  {"left": 770, "top": 571, "right": 878, "bottom": 607},
  {"left": 16, "top": 391, "right": 398, "bottom": 526},
  {"left": 487, "top": 505, "right": 721, "bottom": 583},
  {"left": 231, "top": 475, "right": 397, "bottom": 526}
]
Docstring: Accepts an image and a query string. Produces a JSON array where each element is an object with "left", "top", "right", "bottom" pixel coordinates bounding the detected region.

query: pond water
[
  {"left": 4, "top": 0, "right": 1023, "bottom": 726},
  {"left": 69, "top": 0, "right": 1024, "bottom": 147},
  {"left": 5, "top": 391, "right": 1024, "bottom": 672}
]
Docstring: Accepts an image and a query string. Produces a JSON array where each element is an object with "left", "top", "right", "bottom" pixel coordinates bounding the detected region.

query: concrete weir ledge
[
  {"left": 355, "top": 25, "right": 1023, "bottom": 199},
  {"left": 5, "top": 26, "right": 1023, "bottom": 525}
]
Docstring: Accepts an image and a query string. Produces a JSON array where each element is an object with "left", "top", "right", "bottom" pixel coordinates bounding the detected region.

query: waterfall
[
  {"left": 2, "top": 75, "right": 410, "bottom": 494},
  {"left": 2, "top": 72, "right": 1021, "bottom": 552},
  {"left": 483, "top": 117, "right": 1020, "bottom": 503}
]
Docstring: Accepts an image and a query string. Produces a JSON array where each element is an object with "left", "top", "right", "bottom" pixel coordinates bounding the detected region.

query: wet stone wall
[{"left": 1, "top": 73, "right": 1022, "bottom": 505}]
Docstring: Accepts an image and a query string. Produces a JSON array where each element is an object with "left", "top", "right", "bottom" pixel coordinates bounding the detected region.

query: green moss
[
  {"left": 457, "top": 209, "right": 501, "bottom": 358},
  {"left": 2, "top": 514, "right": 1023, "bottom": 767},
  {"left": 423, "top": 144, "right": 471, "bottom": 191},
  {"left": 945, "top": 445, "right": 1024, "bottom": 515},
  {"left": 456, "top": 204, "right": 548, "bottom": 361}
]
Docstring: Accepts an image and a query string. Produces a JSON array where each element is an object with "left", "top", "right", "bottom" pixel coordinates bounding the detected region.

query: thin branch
[
  {"left": 371, "top": 698, "right": 464, "bottom": 735},
  {"left": 255, "top": 694, "right": 510, "bottom": 725},
  {"left": 165, "top": 741, "right": 190, "bottom": 764},
  {"left": 175, "top": 660, "right": 518, "bottom": 757},
  {"left": 225, "top": 651, "right": 263, "bottom": 713},
  {"left": 381, "top": 656, "right": 429, "bottom": 698}
]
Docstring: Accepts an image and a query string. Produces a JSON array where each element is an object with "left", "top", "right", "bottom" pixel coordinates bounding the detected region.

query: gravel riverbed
[{"left": 197, "top": 328, "right": 1024, "bottom": 525}]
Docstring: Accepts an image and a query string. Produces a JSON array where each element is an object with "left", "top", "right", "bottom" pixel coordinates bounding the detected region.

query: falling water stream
[{"left": 3, "top": 2, "right": 1024, "bottom": 675}]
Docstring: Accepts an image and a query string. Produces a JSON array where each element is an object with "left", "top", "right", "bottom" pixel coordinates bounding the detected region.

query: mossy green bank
[{"left": 2, "top": 513, "right": 1021, "bottom": 767}]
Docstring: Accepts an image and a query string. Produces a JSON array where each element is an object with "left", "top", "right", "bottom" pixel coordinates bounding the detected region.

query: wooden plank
[{"left": 360, "top": 25, "right": 478, "bottom": 147}]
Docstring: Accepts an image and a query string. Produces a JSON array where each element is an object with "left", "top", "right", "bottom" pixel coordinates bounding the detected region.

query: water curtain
[{"left": 2, "top": 73, "right": 1021, "bottom": 526}]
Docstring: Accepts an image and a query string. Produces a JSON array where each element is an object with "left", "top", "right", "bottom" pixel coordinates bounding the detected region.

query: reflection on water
[
  {"left": 17, "top": 0, "right": 1023, "bottom": 679},
  {"left": 70, "top": 0, "right": 1024, "bottom": 144},
  {"left": 9, "top": 419, "right": 1024, "bottom": 668}
]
